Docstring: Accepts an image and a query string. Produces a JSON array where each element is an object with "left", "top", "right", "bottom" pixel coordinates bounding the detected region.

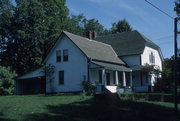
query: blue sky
[{"left": 66, "top": 0, "right": 177, "bottom": 58}]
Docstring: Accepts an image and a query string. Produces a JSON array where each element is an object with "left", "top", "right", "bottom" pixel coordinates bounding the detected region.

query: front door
[{"left": 106, "top": 72, "right": 110, "bottom": 85}]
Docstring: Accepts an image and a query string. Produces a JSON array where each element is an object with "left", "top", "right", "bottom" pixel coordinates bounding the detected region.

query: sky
[{"left": 66, "top": 0, "right": 177, "bottom": 58}]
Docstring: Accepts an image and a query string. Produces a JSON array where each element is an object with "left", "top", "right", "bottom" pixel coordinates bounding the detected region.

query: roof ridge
[
  {"left": 89, "top": 39, "right": 111, "bottom": 47},
  {"left": 63, "top": 30, "right": 111, "bottom": 47},
  {"left": 96, "top": 30, "right": 137, "bottom": 38}
]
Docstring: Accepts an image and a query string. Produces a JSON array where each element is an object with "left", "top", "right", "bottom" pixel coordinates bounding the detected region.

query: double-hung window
[
  {"left": 56, "top": 50, "right": 61, "bottom": 62},
  {"left": 149, "top": 52, "right": 155, "bottom": 64},
  {"left": 63, "top": 49, "right": 68, "bottom": 61}
]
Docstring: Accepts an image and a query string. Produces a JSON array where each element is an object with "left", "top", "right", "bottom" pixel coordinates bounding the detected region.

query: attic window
[
  {"left": 149, "top": 52, "right": 155, "bottom": 64},
  {"left": 56, "top": 50, "right": 61, "bottom": 62}
]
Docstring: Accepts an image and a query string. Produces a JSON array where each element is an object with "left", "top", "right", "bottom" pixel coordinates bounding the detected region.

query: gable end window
[
  {"left": 63, "top": 49, "right": 68, "bottom": 61},
  {"left": 149, "top": 52, "right": 155, "bottom": 64},
  {"left": 56, "top": 50, "right": 61, "bottom": 62},
  {"left": 59, "top": 71, "right": 64, "bottom": 85}
]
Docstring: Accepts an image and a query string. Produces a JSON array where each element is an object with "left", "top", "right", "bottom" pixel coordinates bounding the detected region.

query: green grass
[{"left": 0, "top": 94, "right": 179, "bottom": 121}]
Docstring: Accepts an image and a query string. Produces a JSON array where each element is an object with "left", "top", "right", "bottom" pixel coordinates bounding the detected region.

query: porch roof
[
  {"left": 16, "top": 68, "right": 44, "bottom": 80},
  {"left": 130, "top": 65, "right": 144, "bottom": 71},
  {"left": 92, "top": 61, "right": 132, "bottom": 72}
]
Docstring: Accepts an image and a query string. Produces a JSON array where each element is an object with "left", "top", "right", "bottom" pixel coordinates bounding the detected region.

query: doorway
[{"left": 106, "top": 72, "right": 110, "bottom": 85}]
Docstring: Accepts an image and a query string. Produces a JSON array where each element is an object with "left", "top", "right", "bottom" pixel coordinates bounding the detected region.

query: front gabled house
[{"left": 15, "top": 30, "right": 163, "bottom": 94}]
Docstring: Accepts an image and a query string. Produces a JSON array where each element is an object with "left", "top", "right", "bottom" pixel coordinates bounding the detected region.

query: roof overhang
[
  {"left": 91, "top": 61, "right": 132, "bottom": 72},
  {"left": 16, "top": 68, "right": 44, "bottom": 80},
  {"left": 130, "top": 65, "right": 144, "bottom": 71}
]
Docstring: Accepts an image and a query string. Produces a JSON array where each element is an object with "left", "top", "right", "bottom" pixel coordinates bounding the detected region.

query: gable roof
[
  {"left": 95, "top": 30, "right": 160, "bottom": 57},
  {"left": 44, "top": 31, "right": 125, "bottom": 65}
]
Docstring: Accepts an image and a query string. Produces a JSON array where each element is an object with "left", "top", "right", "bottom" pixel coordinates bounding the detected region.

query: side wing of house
[
  {"left": 121, "top": 55, "right": 141, "bottom": 66},
  {"left": 141, "top": 46, "right": 163, "bottom": 71},
  {"left": 44, "top": 34, "right": 88, "bottom": 93}
]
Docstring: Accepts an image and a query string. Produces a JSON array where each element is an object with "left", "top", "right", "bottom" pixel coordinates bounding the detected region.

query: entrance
[{"left": 106, "top": 72, "right": 110, "bottom": 85}]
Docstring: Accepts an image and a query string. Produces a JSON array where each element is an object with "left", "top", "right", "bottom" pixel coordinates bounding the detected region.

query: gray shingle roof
[
  {"left": 95, "top": 30, "right": 160, "bottom": 57},
  {"left": 92, "top": 61, "right": 132, "bottom": 72},
  {"left": 130, "top": 65, "right": 144, "bottom": 71},
  {"left": 63, "top": 31, "right": 125, "bottom": 65}
]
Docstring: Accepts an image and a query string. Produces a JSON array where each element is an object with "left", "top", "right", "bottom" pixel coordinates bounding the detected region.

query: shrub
[
  {"left": 118, "top": 93, "right": 176, "bottom": 103},
  {"left": 0, "top": 66, "right": 17, "bottom": 95},
  {"left": 82, "top": 81, "right": 95, "bottom": 95}
]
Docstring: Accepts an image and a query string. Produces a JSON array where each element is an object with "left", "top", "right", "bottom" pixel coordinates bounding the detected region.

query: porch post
[
  {"left": 115, "top": 71, "right": 118, "bottom": 85},
  {"left": 130, "top": 72, "right": 133, "bottom": 87},
  {"left": 123, "top": 72, "right": 126, "bottom": 87},
  {"left": 102, "top": 69, "right": 106, "bottom": 85}
]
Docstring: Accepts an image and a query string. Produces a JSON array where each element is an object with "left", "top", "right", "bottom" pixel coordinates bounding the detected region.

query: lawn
[{"left": 0, "top": 94, "right": 179, "bottom": 121}]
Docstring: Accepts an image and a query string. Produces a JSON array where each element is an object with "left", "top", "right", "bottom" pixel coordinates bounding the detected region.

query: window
[
  {"left": 63, "top": 49, "right": 68, "bottom": 61},
  {"left": 56, "top": 50, "right": 61, "bottom": 62},
  {"left": 99, "top": 70, "right": 102, "bottom": 83},
  {"left": 59, "top": 71, "right": 64, "bottom": 85},
  {"left": 149, "top": 52, "right": 155, "bottom": 64}
]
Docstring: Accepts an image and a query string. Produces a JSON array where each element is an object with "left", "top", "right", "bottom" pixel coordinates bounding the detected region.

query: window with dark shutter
[
  {"left": 59, "top": 71, "right": 64, "bottom": 85},
  {"left": 63, "top": 49, "right": 68, "bottom": 61},
  {"left": 56, "top": 50, "right": 61, "bottom": 62}
]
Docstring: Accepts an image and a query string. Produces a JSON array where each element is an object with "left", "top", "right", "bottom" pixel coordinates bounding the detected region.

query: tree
[
  {"left": 110, "top": 19, "right": 132, "bottom": 34},
  {"left": 66, "top": 14, "right": 106, "bottom": 36},
  {"left": 0, "top": 0, "right": 14, "bottom": 65},
  {"left": 66, "top": 14, "right": 86, "bottom": 36},
  {"left": 0, "top": 66, "right": 17, "bottom": 95},
  {"left": 84, "top": 18, "right": 105, "bottom": 35},
  {"left": 2, "top": 0, "right": 69, "bottom": 75}
]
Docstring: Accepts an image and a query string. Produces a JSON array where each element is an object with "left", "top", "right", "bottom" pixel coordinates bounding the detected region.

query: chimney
[
  {"left": 86, "top": 31, "right": 92, "bottom": 39},
  {"left": 92, "top": 31, "right": 97, "bottom": 39}
]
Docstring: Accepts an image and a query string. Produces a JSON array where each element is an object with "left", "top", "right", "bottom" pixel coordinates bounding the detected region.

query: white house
[
  {"left": 95, "top": 30, "right": 163, "bottom": 92},
  {"left": 15, "top": 30, "right": 163, "bottom": 94}
]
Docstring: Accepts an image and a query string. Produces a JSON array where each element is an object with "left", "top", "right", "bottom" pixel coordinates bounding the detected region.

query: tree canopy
[{"left": 111, "top": 19, "right": 132, "bottom": 34}]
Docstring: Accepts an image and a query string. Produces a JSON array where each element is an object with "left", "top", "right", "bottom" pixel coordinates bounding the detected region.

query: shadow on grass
[
  {"left": 24, "top": 96, "right": 179, "bottom": 121},
  {"left": 0, "top": 112, "right": 15, "bottom": 121}
]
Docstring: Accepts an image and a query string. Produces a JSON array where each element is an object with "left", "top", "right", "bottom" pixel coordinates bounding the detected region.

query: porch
[
  {"left": 130, "top": 65, "right": 154, "bottom": 92},
  {"left": 89, "top": 61, "right": 132, "bottom": 93}
]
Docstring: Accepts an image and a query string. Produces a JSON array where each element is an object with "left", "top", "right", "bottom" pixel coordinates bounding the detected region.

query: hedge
[{"left": 118, "top": 93, "right": 180, "bottom": 103}]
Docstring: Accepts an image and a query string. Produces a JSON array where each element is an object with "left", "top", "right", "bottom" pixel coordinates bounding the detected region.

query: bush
[
  {"left": 82, "top": 81, "right": 95, "bottom": 95},
  {"left": 118, "top": 93, "right": 177, "bottom": 103},
  {"left": 0, "top": 66, "right": 17, "bottom": 95}
]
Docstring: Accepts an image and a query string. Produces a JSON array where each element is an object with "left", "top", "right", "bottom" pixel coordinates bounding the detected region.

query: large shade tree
[
  {"left": 111, "top": 19, "right": 132, "bottom": 34},
  {"left": 1, "top": 0, "right": 69, "bottom": 75}
]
